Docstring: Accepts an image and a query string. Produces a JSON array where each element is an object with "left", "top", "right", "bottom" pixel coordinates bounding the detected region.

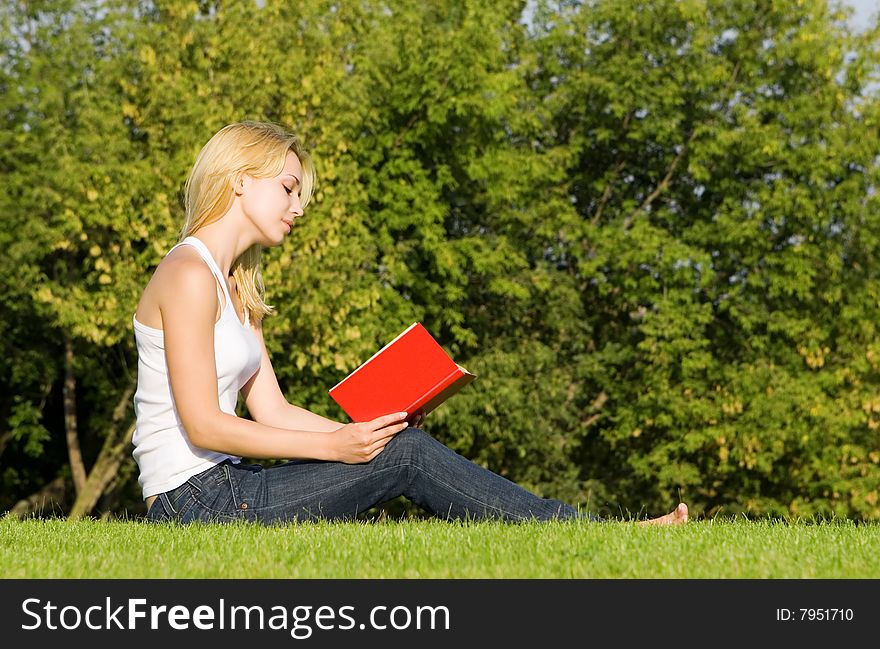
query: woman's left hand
[{"left": 409, "top": 409, "right": 426, "bottom": 428}]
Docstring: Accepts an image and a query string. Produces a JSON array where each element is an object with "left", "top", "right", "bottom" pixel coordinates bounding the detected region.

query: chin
[{"left": 260, "top": 226, "right": 287, "bottom": 246}]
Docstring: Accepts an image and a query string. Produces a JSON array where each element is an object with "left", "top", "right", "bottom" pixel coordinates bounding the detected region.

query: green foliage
[
  {"left": 1, "top": 0, "right": 879, "bottom": 519},
  {"left": 523, "top": 0, "right": 880, "bottom": 518}
]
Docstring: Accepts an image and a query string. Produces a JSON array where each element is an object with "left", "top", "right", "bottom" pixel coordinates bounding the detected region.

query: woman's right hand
[{"left": 329, "top": 411, "right": 410, "bottom": 463}]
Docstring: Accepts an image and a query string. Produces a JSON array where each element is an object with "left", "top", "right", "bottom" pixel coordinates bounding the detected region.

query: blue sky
[{"left": 843, "top": 0, "right": 877, "bottom": 31}]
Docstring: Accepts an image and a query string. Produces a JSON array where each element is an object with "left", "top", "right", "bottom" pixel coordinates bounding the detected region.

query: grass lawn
[{"left": 2, "top": 513, "right": 878, "bottom": 578}]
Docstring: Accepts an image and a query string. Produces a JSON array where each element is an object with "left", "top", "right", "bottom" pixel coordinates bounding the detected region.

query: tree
[
  {"left": 2, "top": 0, "right": 878, "bottom": 520},
  {"left": 525, "top": 0, "right": 880, "bottom": 516}
]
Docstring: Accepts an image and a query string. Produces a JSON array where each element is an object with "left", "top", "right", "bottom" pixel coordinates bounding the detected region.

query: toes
[
  {"left": 675, "top": 503, "right": 689, "bottom": 523},
  {"left": 636, "top": 503, "right": 689, "bottom": 525}
]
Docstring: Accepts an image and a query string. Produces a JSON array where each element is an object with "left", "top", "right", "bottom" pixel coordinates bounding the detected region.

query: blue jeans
[{"left": 146, "top": 427, "right": 600, "bottom": 524}]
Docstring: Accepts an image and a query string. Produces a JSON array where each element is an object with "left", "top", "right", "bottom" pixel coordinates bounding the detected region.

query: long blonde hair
[{"left": 180, "top": 121, "right": 315, "bottom": 323}]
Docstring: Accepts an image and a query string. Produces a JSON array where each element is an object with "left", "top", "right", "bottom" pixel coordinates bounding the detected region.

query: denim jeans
[{"left": 146, "top": 427, "right": 600, "bottom": 524}]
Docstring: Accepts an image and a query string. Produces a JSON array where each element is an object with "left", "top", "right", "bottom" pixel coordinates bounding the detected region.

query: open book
[{"left": 329, "top": 322, "right": 476, "bottom": 422}]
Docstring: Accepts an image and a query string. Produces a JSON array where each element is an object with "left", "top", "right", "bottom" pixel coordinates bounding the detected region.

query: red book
[{"left": 329, "top": 323, "right": 476, "bottom": 422}]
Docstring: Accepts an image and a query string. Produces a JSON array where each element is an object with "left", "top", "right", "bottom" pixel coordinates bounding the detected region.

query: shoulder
[
  {"left": 152, "top": 246, "right": 218, "bottom": 308},
  {"left": 155, "top": 246, "right": 213, "bottom": 283}
]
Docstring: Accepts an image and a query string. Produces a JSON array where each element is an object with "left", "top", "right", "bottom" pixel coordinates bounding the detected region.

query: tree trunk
[
  {"left": 0, "top": 429, "right": 12, "bottom": 459},
  {"left": 64, "top": 337, "right": 87, "bottom": 495},
  {"left": 68, "top": 380, "right": 137, "bottom": 520},
  {"left": 10, "top": 475, "right": 69, "bottom": 518},
  {"left": 67, "top": 421, "right": 136, "bottom": 520}
]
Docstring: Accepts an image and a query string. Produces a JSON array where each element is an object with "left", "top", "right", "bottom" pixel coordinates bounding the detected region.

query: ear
[{"left": 233, "top": 174, "right": 248, "bottom": 196}]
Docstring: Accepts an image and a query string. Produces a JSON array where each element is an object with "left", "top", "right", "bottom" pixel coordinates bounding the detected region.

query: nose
[{"left": 289, "top": 194, "right": 304, "bottom": 217}]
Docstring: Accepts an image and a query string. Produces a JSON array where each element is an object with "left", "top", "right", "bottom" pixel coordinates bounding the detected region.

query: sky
[{"left": 843, "top": 0, "right": 878, "bottom": 31}]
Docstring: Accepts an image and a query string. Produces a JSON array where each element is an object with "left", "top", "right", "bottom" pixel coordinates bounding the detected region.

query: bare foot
[{"left": 637, "top": 502, "right": 688, "bottom": 526}]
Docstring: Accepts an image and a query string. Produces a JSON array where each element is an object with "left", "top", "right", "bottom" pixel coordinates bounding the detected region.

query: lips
[{"left": 282, "top": 218, "right": 293, "bottom": 231}]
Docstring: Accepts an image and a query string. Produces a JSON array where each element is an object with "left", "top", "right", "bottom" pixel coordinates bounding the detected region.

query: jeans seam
[
  {"left": 189, "top": 467, "right": 242, "bottom": 518},
  {"left": 159, "top": 492, "right": 177, "bottom": 516},
  {"left": 185, "top": 460, "right": 229, "bottom": 492},
  {"left": 224, "top": 463, "right": 241, "bottom": 507},
  {"left": 146, "top": 496, "right": 167, "bottom": 522},
  {"left": 190, "top": 499, "right": 240, "bottom": 518},
  {"left": 248, "top": 462, "right": 530, "bottom": 521},
  {"left": 407, "top": 463, "right": 529, "bottom": 521},
  {"left": 249, "top": 467, "right": 394, "bottom": 515},
  {"left": 184, "top": 496, "right": 240, "bottom": 520},
  {"left": 175, "top": 493, "right": 200, "bottom": 520}
]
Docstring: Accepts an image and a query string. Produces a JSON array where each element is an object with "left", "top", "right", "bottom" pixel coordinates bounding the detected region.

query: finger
[
  {"left": 367, "top": 431, "right": 400, "bottom": 456},
  {"left": 365, "top": 427, "right": 406, "bottom": 456},
  {"left": 371, "top": 411, "right": 409, "bottom": 430},
  {"left": 372, "top": 421, "right": 408, "bottom": 445}
]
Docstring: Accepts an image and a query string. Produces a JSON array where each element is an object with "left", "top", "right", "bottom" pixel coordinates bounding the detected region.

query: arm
[
  {"left": 240, "top": 318, "right": 344, "bottom": 433},
  {"left": 161, "top": 260, "right": 335, "bottom": 459},
  {"left": 240, "top": 318, "right": 425, "bottom": 429},
  {"left": 161, "top": 256, "right": 407, "bottom": 463}
]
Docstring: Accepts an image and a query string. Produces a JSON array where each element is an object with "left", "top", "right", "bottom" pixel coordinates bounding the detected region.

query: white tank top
[{"left": 131, "top": 236, "right": 262, "bottom": 499}]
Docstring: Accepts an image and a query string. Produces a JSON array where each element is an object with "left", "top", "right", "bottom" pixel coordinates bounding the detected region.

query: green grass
[{"left": 3, "top": 513, "right": 879, "bottom": 578}]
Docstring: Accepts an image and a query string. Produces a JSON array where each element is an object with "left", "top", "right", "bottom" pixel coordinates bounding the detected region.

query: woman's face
[{"left": 239, "top": 150, "right": 304, "bottom": 245}]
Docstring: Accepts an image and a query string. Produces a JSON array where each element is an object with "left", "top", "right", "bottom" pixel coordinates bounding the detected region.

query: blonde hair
[{"left": 180, "top": 120, "right": 315, "bottom": 323}]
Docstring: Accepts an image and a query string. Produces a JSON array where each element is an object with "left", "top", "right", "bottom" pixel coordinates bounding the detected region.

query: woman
[{"left": 132, "top": 120, "right": 688, "bottom": 526}]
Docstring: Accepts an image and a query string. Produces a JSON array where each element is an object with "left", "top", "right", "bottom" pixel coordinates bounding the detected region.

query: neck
[{"left": 189, "top": 213, "right": 255, "bottom": 277}]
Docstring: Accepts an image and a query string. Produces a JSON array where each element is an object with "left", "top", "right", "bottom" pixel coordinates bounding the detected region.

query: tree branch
[
  {"left": 11, "top": 476, "right": 69, "bottom": 518},
  {"left": 580, "top": 390, "right": 608, "bottom": 428},
  {"left": 622, "top": 131, "right": 695, "bottom": 230},
  {"left": 621, "top": 59, "right": 742, "bottom": 231},
  {"left": 589, "top": 110, "right": 633, "bottom": 226},
  {"left": 64, "top": 337, "right": 87, "bottom": 495},
  {"left": 591, "top": 159, "right": 626, "bottom": 226},
  {"left": 68, "top": 380, "right": 137, "bottom": 520}
]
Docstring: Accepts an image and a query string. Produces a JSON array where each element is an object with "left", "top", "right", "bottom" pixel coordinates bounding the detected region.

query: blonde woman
[{"left": 132, "top": 120, "right": 688, "bottom": 526}]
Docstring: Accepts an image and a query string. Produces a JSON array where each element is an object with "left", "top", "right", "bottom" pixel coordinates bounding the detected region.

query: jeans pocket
[
  {"left": 145, "top": 496, "right": 168, "bottom": 523},
  {"left": 233, "top": 463, "right": 264, "bottom": 521},
  {"left": 189, "top": 464, "right": 237, "bottom": 517}
]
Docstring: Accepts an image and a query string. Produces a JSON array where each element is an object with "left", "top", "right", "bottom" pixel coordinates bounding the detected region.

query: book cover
[{"left": 328, "top": 323, "right": 476, "bottom": 422}]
